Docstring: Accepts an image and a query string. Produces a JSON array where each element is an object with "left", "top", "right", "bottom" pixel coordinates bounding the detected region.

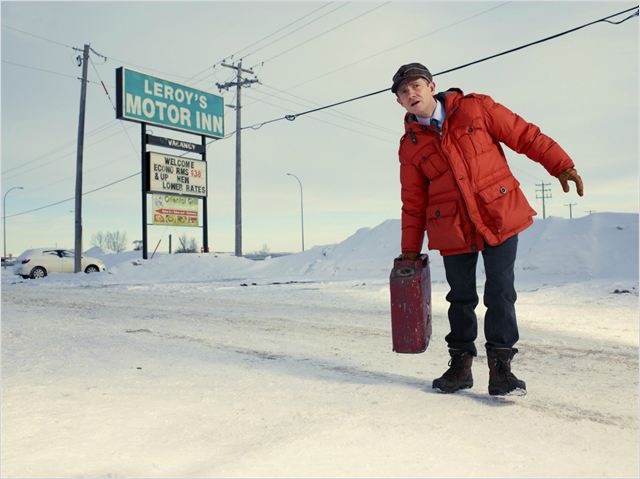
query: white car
[{"left": 14, "top": 248, "right": 106, "bottom": 279}]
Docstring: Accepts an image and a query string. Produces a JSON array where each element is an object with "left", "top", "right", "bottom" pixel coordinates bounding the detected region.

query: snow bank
[{"left": 15, "top": 212, "right": 638, "bottom": 287}]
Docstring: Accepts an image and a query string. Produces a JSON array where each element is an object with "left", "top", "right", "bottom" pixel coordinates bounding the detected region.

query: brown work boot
[
  {"left": 432, "top": 349, "right": 473, "bottom": 393},
  {"left": 487, "top": 348, "right": 526, "bottom": 396}
]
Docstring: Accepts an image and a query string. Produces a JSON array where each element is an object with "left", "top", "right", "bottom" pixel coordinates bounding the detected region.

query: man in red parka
[{"left": 393, "top": 63, "right": 584, "bottom": 396}]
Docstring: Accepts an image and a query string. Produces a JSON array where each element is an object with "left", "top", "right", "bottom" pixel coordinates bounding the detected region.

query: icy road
[{"left": 2, "top": 275, "right": 638, "bottom": 477}]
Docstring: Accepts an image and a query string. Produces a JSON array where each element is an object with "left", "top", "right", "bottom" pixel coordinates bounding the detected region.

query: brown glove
[
  {"left": 557, "top": 167, "right": 584, "bottom": 196},
  {"left": 401, "top": 252, "right": 419, "bottom": 260}
]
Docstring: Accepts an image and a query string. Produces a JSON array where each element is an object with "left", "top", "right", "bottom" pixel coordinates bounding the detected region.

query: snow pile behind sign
[{"left": 82, "top": 212, "right": 637, "bottom": 285}]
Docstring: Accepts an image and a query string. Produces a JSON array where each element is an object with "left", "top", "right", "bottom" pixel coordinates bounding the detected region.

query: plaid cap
[{"left": 391, "top": 63, "right": 432, "bottom": 94}]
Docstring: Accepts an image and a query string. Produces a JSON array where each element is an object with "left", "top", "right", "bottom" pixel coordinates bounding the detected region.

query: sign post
[
  {"left": 141, "top": 124, "right": 148, "bottom": 258},
  {"left": 202, "top": 136, "right": 208, "bottom": 253}
]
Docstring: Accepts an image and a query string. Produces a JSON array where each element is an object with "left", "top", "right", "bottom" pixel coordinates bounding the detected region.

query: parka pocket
[
  {"left": 420, "top": 152, "right": 449, "bottom": 180},
  {"left": 477, "top": 176, "right": 529, "bottom": 234},
  {"left": 453, "top": 118, "right": 492, "bottom": 156},
  {"left": 425, "top": 201, "right": 468, "bottom": 251}
]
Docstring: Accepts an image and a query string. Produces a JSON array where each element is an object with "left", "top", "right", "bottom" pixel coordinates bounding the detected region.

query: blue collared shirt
[{"left": 416, "top": 99, "right": 445, "bottom": 129}]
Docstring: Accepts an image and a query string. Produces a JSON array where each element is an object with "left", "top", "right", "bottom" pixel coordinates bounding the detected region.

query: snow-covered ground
[{"left": 1, "top": 213, "right": 638, "bottom": 478}]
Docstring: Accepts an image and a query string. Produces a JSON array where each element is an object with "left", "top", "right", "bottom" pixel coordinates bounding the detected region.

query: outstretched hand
[{"left": 558, "top": 168, "right": 584, "bottom": 196}]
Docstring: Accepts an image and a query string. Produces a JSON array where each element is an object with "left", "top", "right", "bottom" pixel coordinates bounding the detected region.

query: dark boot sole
[
  {"left": 432, "top": 381, "right": 473, "bottom": 394},
  {"left": 489, "top": 387, "right": 527, "bottom": 397}
]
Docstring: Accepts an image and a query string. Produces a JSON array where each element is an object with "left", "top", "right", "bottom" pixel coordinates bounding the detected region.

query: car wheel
[
  {"left": 30, "top": 266, "right": 47, "bottom": 279},
  {"left": 85, "top": 265, "right": 100, "bottom": 274},
  {"left": 21, "top": 275, "right": 29, "bottom": 279}
]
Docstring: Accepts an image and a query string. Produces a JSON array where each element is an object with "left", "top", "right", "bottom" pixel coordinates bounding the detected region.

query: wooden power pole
[
  {"left": 535, "top": 182, "right": 552, "bottom": 220},
  {"left": 216, "top": 61, "right": 259, "bottom": 257},
  {"left": 74, "top": 43, "right": 90, "bottom": 273}
]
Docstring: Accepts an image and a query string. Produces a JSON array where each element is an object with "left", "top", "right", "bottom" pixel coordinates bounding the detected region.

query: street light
[
  {"left": 286, "top": 173, "right": 305, "bottom": 252},
  {"left": 3, "top": 186, "right": 24, "bottom": 266}
]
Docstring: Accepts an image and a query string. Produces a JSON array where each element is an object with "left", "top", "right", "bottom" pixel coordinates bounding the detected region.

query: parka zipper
[{"left": 435, "top": 104, "right": 481, "bottom": 251}]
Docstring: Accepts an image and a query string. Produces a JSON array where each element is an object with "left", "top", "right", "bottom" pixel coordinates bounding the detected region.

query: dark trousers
[{"left": 442, "top": 234, "right": 519, "bottom": 356}]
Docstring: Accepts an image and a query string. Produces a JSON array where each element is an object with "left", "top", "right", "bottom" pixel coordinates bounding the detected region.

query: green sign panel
[{"left": 116, "top": 67, "right": 225, "bottom": 138}]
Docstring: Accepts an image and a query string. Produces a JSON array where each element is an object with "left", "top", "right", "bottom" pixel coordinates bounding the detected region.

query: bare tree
[
  {"left": 91, "top": 231, "right": 128, "bottom": 253},
  {"left": 91, "top": 231, "right": 107, "bottom": 251},
  {"left": 91, "top": 231, "right": 105, "bottom": 250},
  {"left": 175, "top": 234, "right": 197, "bottom": 253}
]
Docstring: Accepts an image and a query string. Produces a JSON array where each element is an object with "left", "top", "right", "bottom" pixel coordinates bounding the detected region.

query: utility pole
[
  {"left": 565, "top": 202, "right": 577, "bottom": 219},
  {"left": 74, "top": 43, "right": 90, "bottom": 273},
  {"left": 216, "top": 61, "right": 259, "bottom": 257},
  {"left": 535, "top": 182, "right": 552, "bottom": 219},
  {"left": 585, "top": 209, "right": 596, "bottom": 215}
]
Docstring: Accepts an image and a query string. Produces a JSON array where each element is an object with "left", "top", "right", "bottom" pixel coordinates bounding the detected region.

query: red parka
[{"left": 399, "top": 89, "right": 574, "bottom": 256}]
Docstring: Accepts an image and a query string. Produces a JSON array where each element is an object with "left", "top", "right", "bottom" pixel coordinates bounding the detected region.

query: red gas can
[{"left": 389, "top": 254, "right": 432, "bottom": 353}]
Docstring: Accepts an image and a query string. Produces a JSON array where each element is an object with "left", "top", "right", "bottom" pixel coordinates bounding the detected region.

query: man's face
[{"left": 396, "top": 77, "right": 436, "bottom": 117}]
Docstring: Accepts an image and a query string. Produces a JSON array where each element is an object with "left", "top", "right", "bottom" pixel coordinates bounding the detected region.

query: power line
[
  {"left": 89, "top": 56, "right": 140, "bottom": 159},
  {"left": 279, "top": 1, "right": 510, "bottom": 94},
  {"left": 3, "top": 22, "right": 214, "bottom": 83},
  {"left": 245, "top": 86, "right": 399, "bottom": 138},
  {"left": 22, "top": 152, "right": 137, "bottom": 195},
  {"left": 178, "top": 3, "right": 337, "bottom": 87},
  {"left": 242, "top": 91, "right": 394, "bottom": 144},
  {"left": 242, "top": 5, "right": 639, "bottom": 131},
  {"left": 254, "top": 82, "right": 399, "bottom": 136},
  {"left": 2, "top": 124, "right": 136, "bottom": 181},
  {"left": 1, "top": 118, "right": 118, "bottom": 175},
  {"left": 102, "top": 55, "right": 202, "bottom": 81},
  {"left": 1, "top": 121, "right": 126, "bottom": 179},
  {"left": 251, "top": 2, "right": 391, "bottom": 67},
  {"left": 240, "top": 2, "right": 509, "bottom": 120},
  {"left": 152, "top": 3, "right": 346, "bottom": 88},
  {"left": 435, "top": 7, "right": 639, "bottom": 77},
  {"left": 3, "top": 172, "right": 141, "bottom": 219},
  {"left": 183, "top": 3, "right": 353, "bottom": 88},
  {"left": 232, "top": 2, "right": 336, "bottom": 61},
  {"left": 241, "top": 2, "right": 351, "bottom": 59},
  {"left": 2, "top": 24, "right": 76, "bottom": 49},
  {"left": 1, "top": 59, "right": 102, "bottom": 85}
]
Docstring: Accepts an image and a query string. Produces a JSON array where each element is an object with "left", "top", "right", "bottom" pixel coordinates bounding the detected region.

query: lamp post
[
  {"left": 286, "top": 173, "right": 304, "bottom": 252},
  {"left": 3, "top": 186, "right": 24, "bottom": 266}
]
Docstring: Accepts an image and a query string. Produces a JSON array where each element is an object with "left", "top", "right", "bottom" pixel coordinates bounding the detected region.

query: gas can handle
[
  {"left": 394, "top": 254, "right": 429, "bottom": 266},
  {"left": 396, "top": 266, "right": 415, "bottom": 277}
]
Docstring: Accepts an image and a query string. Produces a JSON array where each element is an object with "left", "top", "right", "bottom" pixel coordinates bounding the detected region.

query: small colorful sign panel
[
  {"left": 152, "top": 194, "right": 199, "bottom": 227},
  {"left": 116, "top": 67, "right": 224, "bottom": 138},
  {"left": 148, "top": 152, "right": 207, "bottom": 197}
]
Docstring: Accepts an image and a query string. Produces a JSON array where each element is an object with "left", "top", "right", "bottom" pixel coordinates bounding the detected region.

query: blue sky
[{"left": 1, "top": 1, "right": 638, "bottom": 256}]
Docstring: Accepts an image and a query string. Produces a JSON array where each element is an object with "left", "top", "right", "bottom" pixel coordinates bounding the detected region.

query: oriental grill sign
[
  {"left": 116, "top": 67, "right": 225, "bottom": 138},
  {"left": 152, "top": 194, "right": 199, "bottom": 227}
]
